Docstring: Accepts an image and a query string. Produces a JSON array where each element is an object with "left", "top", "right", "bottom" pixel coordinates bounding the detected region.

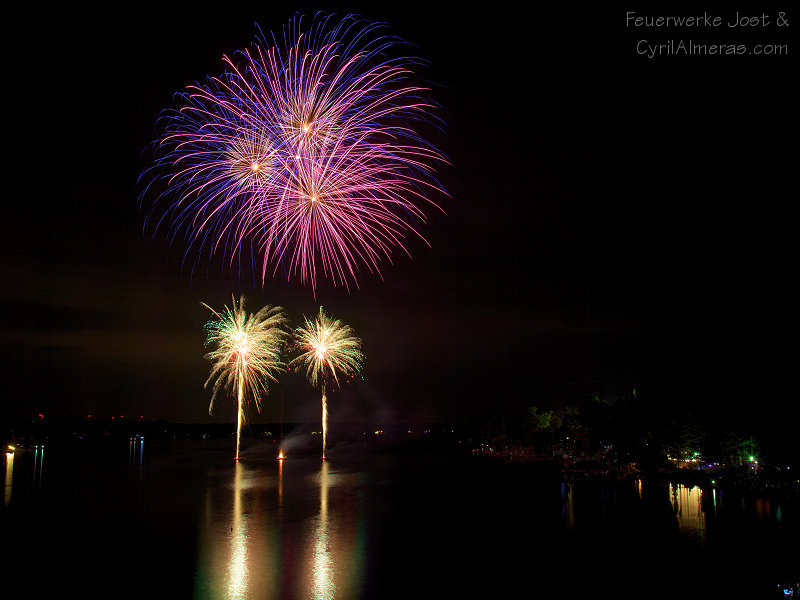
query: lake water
[{"left": 2, "top": 438, "right": 797, "bottom": 599}]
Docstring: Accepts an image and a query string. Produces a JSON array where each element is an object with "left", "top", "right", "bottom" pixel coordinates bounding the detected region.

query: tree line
[{"left": 479, "top": 388, "right": 798, "bottom": 470}]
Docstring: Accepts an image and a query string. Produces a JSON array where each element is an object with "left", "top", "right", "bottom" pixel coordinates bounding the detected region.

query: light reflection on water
[
  {"left": 193, "top": 457, "right": 366, "bottom": 600},
  {"left": 32, "top": 446, "right": 44, "bottom": 487},
  {"left": 4, "top": 451, "right": 13, "bottom": 507},
  {"left": 194, "top": 461, "right": 281, "bottom": 600},
  {"left": 309, "top": 461, "right": 333, "bottom": 599},
  {"left": 670, "top": 483, "right": 705, "bottom": 538},
  {"left": 4, "top": 446, "right": 45, "bottom": 507},
  {"left": 228, "top": 463, "right": 249, "bottom": 598},
  {"left": 561, "top": 481, "right": 575, "bottom": 530},
  {"left": 129, "top": 436, "right": 144, "bottom": 466},
  {"left": 560, "top": 478, "right": 786, "bottom": 542},
  {"left": 1, "top": 444, "right": 796, "bottom": 598}
]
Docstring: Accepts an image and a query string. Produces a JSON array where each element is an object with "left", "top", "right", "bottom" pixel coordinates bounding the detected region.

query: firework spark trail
[
  {"left": 140, "top": 12, "right": 447, "bottom": 295},
  {"left": 290, "top": 306, "right": 364, "bottom": 459},
  {"left": 203, "top": 295, "right": 288, "bottom": 460}
]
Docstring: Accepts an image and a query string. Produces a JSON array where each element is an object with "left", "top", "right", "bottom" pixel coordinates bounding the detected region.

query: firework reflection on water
[{"left": 195, "top": 455, "right": 364, "bottom": 599}]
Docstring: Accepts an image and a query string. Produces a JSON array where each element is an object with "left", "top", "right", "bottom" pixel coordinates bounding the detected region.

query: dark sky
[{"left": 2, "top": 4, "right": 794, "bottom": 425}]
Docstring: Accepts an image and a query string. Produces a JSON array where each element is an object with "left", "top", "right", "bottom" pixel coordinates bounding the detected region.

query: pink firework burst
[{"left": 140, "top": 13, "right": 447, "bottom": 294}]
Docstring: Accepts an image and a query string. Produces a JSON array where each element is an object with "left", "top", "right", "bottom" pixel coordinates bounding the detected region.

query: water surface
[{"left": 2, "top": 440, "right": 797, "bottom": 598}]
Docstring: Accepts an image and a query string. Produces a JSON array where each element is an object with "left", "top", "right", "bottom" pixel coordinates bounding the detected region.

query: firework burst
[
  {"left": 140, "top": 13, "right": 447, "bottom": 294},
  {"left": 203, "top": 295, "right": 288, "bottom": 459},
  {"left": 290, "top": 306, "right": 364, "bottom": 458}
]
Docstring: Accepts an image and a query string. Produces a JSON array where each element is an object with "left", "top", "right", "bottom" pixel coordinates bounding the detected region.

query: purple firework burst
[{"left": 139, "top": 13, "right": 448, "bottom": 294}]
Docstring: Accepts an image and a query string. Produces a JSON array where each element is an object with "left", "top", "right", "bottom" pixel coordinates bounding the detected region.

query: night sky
[{"left": 2, "top": 5, "right": 793, "bottom": 426}]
